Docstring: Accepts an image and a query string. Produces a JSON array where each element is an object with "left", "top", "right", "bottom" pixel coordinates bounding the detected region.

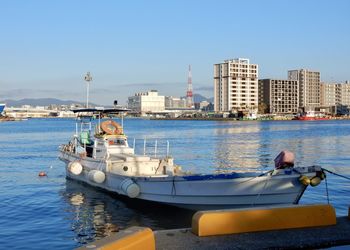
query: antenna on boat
[
  {"left": 84, "top": 72, "right": 92, "bottom": 108},
  {"left": 166, "top": 140, "right": 169, "bottom": 157},
  {"left": 114, "top": 100, "right": 124, "bottom": 131}
]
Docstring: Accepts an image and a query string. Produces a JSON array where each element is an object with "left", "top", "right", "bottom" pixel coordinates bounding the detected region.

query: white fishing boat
[
  {"left": 59, "top": 108, "right": 325, "bottom": 210},
  {"left": 0, "top": 103, "right": 6, "bottom": 115}
]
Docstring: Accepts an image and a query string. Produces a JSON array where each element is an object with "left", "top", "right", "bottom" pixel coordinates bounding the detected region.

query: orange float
[{"left": 38, "top": 171, "right": 47, "bottom": 177}]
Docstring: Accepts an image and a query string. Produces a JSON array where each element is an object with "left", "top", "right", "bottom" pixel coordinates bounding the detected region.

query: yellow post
[
  {"left": 77, "top": 227, "right": 155, "bottom": 250},
  {"left": 192, "top": 204, "right": 336, "bottom": 236}
]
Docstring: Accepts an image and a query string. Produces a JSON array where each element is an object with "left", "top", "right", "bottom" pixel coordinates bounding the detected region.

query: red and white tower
[{"left": 186, "top": 65, "right": 194, "bottom": 108}]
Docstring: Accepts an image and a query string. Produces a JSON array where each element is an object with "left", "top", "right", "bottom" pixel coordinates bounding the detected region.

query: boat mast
[{"left": 84, "top": 72, "right": 92, "bottom": 108}]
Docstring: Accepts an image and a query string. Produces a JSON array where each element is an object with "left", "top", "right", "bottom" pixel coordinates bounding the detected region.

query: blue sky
[{"left": 1, "top": 0, "right": 349, "bottom": 105}]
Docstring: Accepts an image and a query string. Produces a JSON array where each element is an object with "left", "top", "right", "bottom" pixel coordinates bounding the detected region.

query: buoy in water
[{"left": 38, "top": 171, "right": 47, "bottom": 177}]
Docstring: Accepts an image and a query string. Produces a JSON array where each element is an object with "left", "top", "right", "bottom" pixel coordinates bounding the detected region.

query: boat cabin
[
  {"left": 92, "top": 134, "right": 134, "bottom": 159},
  {"left": 62, "top": 107, "right": 177, "bottom": 177},
  {"left": 72, "top": 107, "right": 134, "bottom": 159}
]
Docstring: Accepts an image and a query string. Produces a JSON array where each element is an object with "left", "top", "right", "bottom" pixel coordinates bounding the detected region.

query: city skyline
[{"left": 1, "top": 0, "right": 349, "bottom": 105}]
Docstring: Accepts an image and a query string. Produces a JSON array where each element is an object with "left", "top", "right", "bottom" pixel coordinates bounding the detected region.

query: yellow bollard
[
  {"left": 192, "top": 204, "right": 336, "bottom": 236},
  {"left": 77, "top": 227, "right": 155, "bottom": 250}
]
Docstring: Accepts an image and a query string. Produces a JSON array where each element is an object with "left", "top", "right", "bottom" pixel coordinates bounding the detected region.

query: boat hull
[
  {"left": 294, "top": 117, "right": 329, "bottom": 121},
  {"left": 60, "top": 152, "right": 314, "bottom": 210}
]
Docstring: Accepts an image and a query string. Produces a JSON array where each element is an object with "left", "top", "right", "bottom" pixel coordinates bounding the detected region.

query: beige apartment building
[
  {"left": 320, "top": 83, "right": 338, "bottom": 106},
  {"left": 259, "top": 79, "right": 299, "bottom": 114},
  {"left": 214, "top": 58, "right": 258, "bottom": 113},
  {"left": 320, "top": 81, "right": 350, "bottom": 107},
  {"left": 339, "top": 81, "right": 350, "bottom": 106},
  {"left": 288, "top": 69, "right": 320, "bottom": 111}
]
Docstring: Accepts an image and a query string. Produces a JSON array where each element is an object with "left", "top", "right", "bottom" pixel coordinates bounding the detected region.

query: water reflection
[
  {"left": 213, "top": 122, "right": 263, "bottom": 172},
  {"left": 63, "top": 184, "right": 119, "bottom": 244},
  {"left": 212, "top": 121, "right": 350, "bottom": 172},
  {"left": 61, "top": 180, "right": 194, "bottom": 246}
]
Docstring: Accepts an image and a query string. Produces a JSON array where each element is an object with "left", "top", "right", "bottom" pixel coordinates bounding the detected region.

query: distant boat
[
  {"left": 59, "top": 107, "right": 326, "bottom": 210},
  {"left": 0, "top": 103, "right": 6, "bottom": 115},
  {"left": 293, "top": 111, "right": 329, "bottom": 121}
]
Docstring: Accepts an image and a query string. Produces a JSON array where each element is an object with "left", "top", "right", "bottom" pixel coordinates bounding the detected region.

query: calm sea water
[{"left": 0, "top": 118, "right": 349, "bottom": 249}]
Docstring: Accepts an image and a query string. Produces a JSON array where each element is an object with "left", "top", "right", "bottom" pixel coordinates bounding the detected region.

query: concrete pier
[
  {"left": 155, "top": 217, "right": 350, "bottom": 249},
  {"left": 78, "top": 204, "right": 350, "bottom": 250}
]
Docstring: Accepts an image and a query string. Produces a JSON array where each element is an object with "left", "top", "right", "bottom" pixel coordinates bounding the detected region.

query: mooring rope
[
  {"left": 322, "top": 168, "right": 350, "bottom": 181},
  {"left": 325, "top": 173, "right": 330, "bottom": 204},
  {"left": 171, "top": 176, "right": 176, "bottom": 196},
  {"left": 321, "top": 167, "right": 350, "bottom": 204}
]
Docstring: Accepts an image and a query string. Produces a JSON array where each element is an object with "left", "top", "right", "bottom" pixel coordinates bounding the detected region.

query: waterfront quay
[
  {"left": 79, "top": 204, "right": 350, "bottom": 250},
  {"left": 150, "top": 115, "right": 350, "bottom": 121},
  {"left": 154, "top": 217, "right": 350, "bottom": 250}
]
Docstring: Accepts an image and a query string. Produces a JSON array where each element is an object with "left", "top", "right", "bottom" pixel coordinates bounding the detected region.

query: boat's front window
[{"left": 107, "top": 138, "right": 126, "bottom": 146}]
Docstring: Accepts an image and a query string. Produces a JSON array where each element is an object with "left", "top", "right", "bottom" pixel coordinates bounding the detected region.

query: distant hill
[
  {"left": 1, "top": 98, "right": 99, "bottom": 107},
  {"left": 2, "top": 96, "right": 213, "bottom": 107},
  {"left": 206, "top": 97, "right": 214, "bottom": 103},
  {"left": 182, "top": 94, "right": 213, "bottom": 103}
]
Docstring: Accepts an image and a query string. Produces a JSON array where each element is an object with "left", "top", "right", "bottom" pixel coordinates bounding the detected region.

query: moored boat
[
  {"left": 293, "top": 111, "right": 329, "bottom": 121},
  {"left": 59, "top": 108, "right": 325, "bottom": 210},
  {"left": 0, "top": 103, "right": 6, "bottom": 115}
]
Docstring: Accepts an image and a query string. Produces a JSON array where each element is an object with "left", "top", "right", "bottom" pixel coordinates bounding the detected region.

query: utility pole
[{"left": 84, "top": 72, "right": 92, "bottom": 108}]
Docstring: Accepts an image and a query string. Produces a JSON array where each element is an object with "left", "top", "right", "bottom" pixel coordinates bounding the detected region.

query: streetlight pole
[{"left": 84, "top": 72, "right": 92, "bottom": 108}]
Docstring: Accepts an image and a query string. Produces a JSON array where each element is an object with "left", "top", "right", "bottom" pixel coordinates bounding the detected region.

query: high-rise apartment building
[
  {"left": 259, "top": 79, "right": 299, "bottom": 114},
  {"left": 214, "top": 58, "right": 258, "bottom": 112},
  {"left": 288, "top": 69, "right": 320, "bottom": 111}
]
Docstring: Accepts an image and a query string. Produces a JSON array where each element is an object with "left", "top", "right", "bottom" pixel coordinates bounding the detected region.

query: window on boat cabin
[{"left": 108, "top": 138, "right": 126, "bottom": 146}]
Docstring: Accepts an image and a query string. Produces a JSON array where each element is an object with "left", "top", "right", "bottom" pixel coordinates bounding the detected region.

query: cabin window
[{"left": 108, "top": 139, "right": 126, "bottom": 145}]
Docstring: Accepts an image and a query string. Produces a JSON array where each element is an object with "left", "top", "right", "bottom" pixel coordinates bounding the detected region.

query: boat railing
[{"left": 131, "top": 138, "right": 171, "bottom": 158}]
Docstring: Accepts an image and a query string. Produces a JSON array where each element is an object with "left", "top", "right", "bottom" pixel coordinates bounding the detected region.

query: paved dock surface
[{"left": 154, "top": 216, "right": 350, "bottom": 250}]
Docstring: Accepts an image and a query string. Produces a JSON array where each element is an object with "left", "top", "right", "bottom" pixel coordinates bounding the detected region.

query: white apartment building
[
  {"left": 288, "top": 69, "right": 320, "bottom": 111},
  {"left": 128, "top": 90, "right": 165, "bottom": 113},
  {"left": 214, "top": 58, "right": 258, "bottom": 112},
  {"left": 165, "top": 96, "right": 186, "bottom": 109}
]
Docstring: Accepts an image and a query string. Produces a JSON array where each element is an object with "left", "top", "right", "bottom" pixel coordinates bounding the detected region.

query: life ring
[{"left": 100, "top": 120, "right": 123, "bottom": 135}]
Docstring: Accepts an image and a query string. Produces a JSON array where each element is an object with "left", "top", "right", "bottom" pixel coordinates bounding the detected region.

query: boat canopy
[{"left": 71, "top": 107, "right": 130, "bottom": 115}]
